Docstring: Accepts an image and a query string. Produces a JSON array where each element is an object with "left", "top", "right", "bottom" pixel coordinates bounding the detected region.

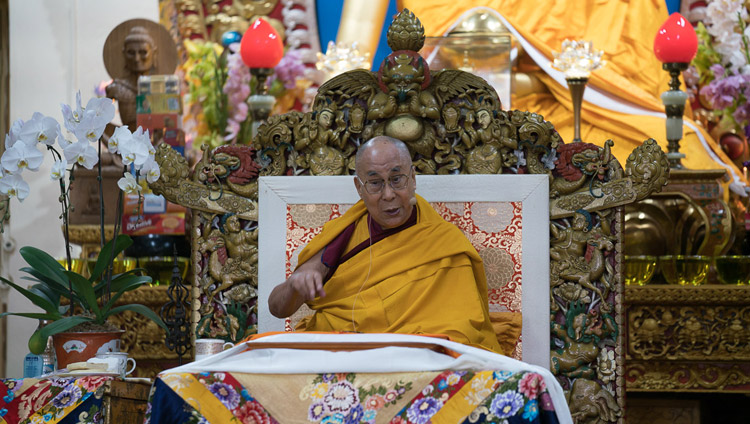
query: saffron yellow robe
[
  {"left": 296, "top": 195, "right": 504, "bottom": 354},
  {"left": 399, "top": 0, "right": 744, "bottom": 186}
]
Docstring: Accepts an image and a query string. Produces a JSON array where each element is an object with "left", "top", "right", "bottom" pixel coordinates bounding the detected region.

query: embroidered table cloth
[
  {"left": 0, "top": 376, "right": 113, "bottom": 424},
  {"left": 145, "top": 333, "right": 572, "bottom": 424},
  {"left": 146, "top": 368, "right": 559, "bottom": 423}
]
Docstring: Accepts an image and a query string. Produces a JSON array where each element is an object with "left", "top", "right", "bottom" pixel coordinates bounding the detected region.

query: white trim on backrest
[{"left": 258, "top": 175, "right": 550, "bottom": 368}]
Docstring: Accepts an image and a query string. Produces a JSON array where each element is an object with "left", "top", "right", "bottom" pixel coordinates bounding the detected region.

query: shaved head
[{"left": 355, "top": 136, "right": 411, "bottom": 175}]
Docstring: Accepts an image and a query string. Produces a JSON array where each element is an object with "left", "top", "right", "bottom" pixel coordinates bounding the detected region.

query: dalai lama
[{"left": 268, "top": 136, "right": 503, "bottom": 354}]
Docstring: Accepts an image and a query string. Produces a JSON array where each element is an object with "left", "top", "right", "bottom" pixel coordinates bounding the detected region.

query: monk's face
[{"left": 354, "top": 141, "right": 416, "bottom": 229}]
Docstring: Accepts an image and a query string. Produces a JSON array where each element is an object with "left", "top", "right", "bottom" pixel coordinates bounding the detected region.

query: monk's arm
[{"left": 268, "top": 249, "right": 328, "bottom": 318}]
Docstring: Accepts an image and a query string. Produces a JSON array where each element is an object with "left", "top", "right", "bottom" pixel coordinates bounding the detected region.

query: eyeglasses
[{"left": 357, "top": 172, "right": 411, "bottom": 195}]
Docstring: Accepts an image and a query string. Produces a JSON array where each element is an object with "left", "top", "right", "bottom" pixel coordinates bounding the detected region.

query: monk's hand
[{"left": 288, "top": 267, "right": 326, "bottom": 301}]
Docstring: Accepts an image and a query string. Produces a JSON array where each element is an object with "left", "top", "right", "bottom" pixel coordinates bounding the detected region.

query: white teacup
[
  {"left": 195, "top": 339, "right": 234, "bottom": 361},
  {"left": 91, "top": 351, "right": 136, "bottom": 377}
]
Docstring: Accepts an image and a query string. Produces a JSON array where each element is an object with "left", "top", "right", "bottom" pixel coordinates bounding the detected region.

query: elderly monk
[{"left": 268, "top": 136, "right": 503, "bottom": 354}]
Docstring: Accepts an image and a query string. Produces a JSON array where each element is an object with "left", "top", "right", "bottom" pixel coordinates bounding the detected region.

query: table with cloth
[{"left": 145, "top": 333, "right": 572, "bottom": 424}]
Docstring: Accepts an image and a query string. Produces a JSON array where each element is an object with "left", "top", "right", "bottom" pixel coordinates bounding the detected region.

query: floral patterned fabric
[
  {"left": 145, "top": 370, "right": 559, "bottom": 424},
  {"left": 0, "top": 376, "right": 111, "bottom": 424}
]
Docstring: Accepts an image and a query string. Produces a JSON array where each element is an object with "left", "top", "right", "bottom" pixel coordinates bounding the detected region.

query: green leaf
[
  {"left": 20, "top": 267, "right": 73, "bottom": 295},
  {"left": 0, "top": 276, "right": 59, "bottom": 314},
  {"left": 23, "top": 278, "right": 77, "bottom": 305},
  {"left": 39, "top": 315, "right": 95, "bottom": 340},
  {"left": 89, "top": 235, "right": 133, "bottom": 283},
  {"left": 93, "top": 272, "right": 150, "bottom": 297},
  {"left": 19, "top": 247, "right": 68, "bottom": 287},
  {"left": 28, "top": 283, "right": 61, "bottom": 309},
  {"left": 0, "top": 311, "right": 62, "bottom": 321},
  {"left": 101, "top": 278, "right": 150, "bottom": 312},
  {"left": 106, "top": 304, "right": 168, "bottom": 331},
  {"left": 65, "top": 271, "right": 101, "bottom": 318}
]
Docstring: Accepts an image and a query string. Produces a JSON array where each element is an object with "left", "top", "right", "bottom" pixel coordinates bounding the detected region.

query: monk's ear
[{"left": 353, "top": 176, "right": 363, "bottom": 197}]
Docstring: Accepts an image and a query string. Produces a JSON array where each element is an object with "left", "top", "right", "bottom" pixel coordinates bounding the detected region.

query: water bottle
[
  {"left": 41, "top": 331, "right": 56, "bottom": 374},
  {"left": 23, "top": 353, "right": 43, "bottom": 378}
]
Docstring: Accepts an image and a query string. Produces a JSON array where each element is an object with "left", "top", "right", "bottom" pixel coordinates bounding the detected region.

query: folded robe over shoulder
[{"left": 296, "top": 195, "right": 504, "bottom": 354}]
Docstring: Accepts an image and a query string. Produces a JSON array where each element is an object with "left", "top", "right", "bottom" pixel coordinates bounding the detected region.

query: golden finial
[{"left": 386, "top": 8, "right": 425, "bottom": 52}]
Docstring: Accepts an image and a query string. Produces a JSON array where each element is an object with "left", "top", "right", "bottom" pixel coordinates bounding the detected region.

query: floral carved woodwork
[
  {"left": 150, "top": 9, "right": 670, "bottom": 423},
  {"left": 625, "top": 286, "right": 750, "bottom": 393}
]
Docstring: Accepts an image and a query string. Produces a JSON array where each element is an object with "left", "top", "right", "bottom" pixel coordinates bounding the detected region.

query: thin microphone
[{"left": 409, "top": 196, "right": 417, "bottom": 206}]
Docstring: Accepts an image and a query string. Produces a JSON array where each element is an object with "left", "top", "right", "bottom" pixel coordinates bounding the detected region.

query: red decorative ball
[
  {"left": 653, "top": 12, "right": 698, "bottom": 63},
  {"left": 239, "top": 18, "right": 284, "bottom": 69},
  {"left": 719, "top": 133, "right": 746, "bottom": 160}
]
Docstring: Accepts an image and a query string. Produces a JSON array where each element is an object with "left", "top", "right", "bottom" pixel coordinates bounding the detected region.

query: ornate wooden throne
[{"left": 150, "top": 9, "right": 670, "bottom": 423}]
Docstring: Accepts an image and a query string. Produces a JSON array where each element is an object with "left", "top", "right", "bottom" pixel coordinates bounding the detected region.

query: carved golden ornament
[
  {"left": 566, "top": 379, "right": 622, "bottom": 423},
  {"left": 626, "top": 138, "right": 670, "bottom": 199},
  {"left": 178, "top": 13, "right": 208, "bottom": 40},
  {"left": 627, "top": 304, "right": 750, "bottom": 361},
  {"left": 550, "top": 138, "right": 668, "bottom": 219},
  {"left": 151, "top": 143, "right": 258, "bottom": 220},
  {"left": 66, "top": 225, "right": 116, "bottom": 245},
  {"left": 386, "top": 8, "right": 425, "bottom": 53},
  {"left": 626, "top": 285, "right": 750, "bottom": 305},
  {"left": 626, "top": 361, "right": 750, "bottom": 392}
]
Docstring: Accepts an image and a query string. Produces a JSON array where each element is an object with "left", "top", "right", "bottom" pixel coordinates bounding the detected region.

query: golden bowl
[
  {"left": 85, "top": 257, "right": 138, "bottom": 278},
  {"left": 56, "top": 258, "right": 85, "bottom": 274},
  {"left": 659, "top": 255, "right": 710, "bottom": 286},
  {"left": 714, "top": 256, "right": 750, "bottom": 285},
  {"left": 140, "top": 256, "right": 189, "bottom": 286},
  {"left": 623, "top": 255, "right": 658, "bottom": 286}
]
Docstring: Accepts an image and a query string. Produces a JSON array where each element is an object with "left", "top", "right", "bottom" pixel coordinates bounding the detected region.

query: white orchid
[
  {"left": 2, "top": 94, "right": 163, "bottom": 217},
  {"left": 60, "top": 91, "right": 84, "bottom": 132},
  {"left": 108, "top": 125, "right": 131, "bottom": 154},
  {"left": 4, "top": 118, "right": 24, "bottom": 149},
  {"left": 63, "top": 140, "right": 98, "bottom": 169},
  {"left": 117, "top": 172, "right": 141, "bottom": 194},
  {"left": 0, "top": 174, "right": 30, "bottom": 201},
  {"left": 140, "top": 156, "right": 161, "bottom": 184},
  {"left": 84, "top": 97, "right": 116, "bottom": 128},
  {"left": 19, "top": 112, "right": 59, "bottom": 146},
  {"left": 73, "top": 111, "right": 107, "bottom": 144},
  {"left": 119, "top": 127, "right": 151, "bottom": 168},
  {"left": 50, "top": 158, "right": 67, "bottom": 180},
  {"left": 1, "top": 140, "right": 44, "bottom": 173}
]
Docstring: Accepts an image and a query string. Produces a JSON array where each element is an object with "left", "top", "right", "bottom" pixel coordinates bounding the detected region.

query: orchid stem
[
  {"left": 48, "top": 145, "right": 75, "bottom": 317},
  {"left": 98, "top": 139, "right": 105, "bottom": 250},
  {"left": 103, "top": 167, "right": 125, "bottom": 305}
]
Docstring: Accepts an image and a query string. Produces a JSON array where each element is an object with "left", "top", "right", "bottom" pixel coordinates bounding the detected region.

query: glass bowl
[
  {"left": 659, "top": 255, "right": 710, "bottom": 286},
  {"left": 714, "top": 256, "right": 750, "bottom": 285},
  {"left": 623, "top": 255, "right": 658, "bottom": 286}
]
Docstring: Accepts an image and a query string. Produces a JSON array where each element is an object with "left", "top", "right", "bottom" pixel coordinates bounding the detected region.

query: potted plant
[{"left": 0, "top": 92, "right": 167, "bottom": 368}]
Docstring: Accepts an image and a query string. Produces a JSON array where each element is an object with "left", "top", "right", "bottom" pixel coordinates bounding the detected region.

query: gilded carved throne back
[{"left": 150, "top": 8, "right": 670, "bottom": 424}]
